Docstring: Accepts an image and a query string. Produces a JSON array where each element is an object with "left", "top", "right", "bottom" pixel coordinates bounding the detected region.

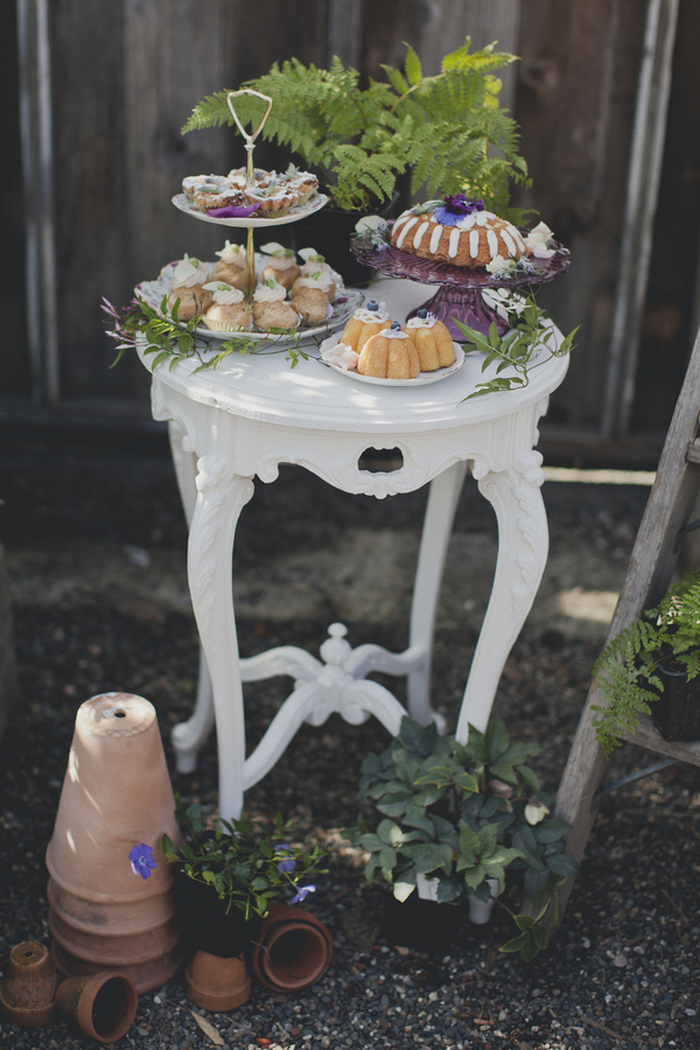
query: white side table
[{"left": 142, "top": 279, "right": 568, "bottom": 820}]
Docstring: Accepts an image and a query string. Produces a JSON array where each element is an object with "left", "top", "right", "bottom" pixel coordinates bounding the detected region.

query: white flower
[
  {"left": 524, "top": 221, "right": 556, "bottom": 258},
  {"left": 320, "top": 342, "right": 359, "bottom": 370},
  {"left": 486, "top": 255, "right": 515, "bottom": 275}
]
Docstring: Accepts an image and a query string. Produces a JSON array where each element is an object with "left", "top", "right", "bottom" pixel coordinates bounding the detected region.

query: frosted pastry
[
  {"left": 260, "top": 242, "right": 301, "bottom": 291},
  {"left": 402, "top": 310, "right": 456, "bottom": 371},
  {"left": 168, "top": 256, "right": 213, "bottom": 318},
  {"left": 202, "top": 283, "right": 251, "bottom": 331},
  {"left": 213, "top": 241, "right": 247, "bottom": 288},
  {"left": 291, "top": 276, "right": 330, "bottom": 326},
  {"left": 339, "top": 300, "right": 392, "bottom": 353},
  {"left": 358, "top": 323, "right": 420, "bottom": 379},
  {"left": 252, "top": 281, "right": 299, "bottom": 331}
]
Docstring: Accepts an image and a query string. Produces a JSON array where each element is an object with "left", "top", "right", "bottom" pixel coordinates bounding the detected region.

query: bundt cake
[
  {"left": 403, "top": 310, "right": 456, "bottom": 371},
  {"left": 357, "top": 323, "right": 420, "bottom": 380},
  {"left": 390, "top": 195, "right": 527, "bottom": 269},
  {"left": 339, "top": 300, "right": 392, "bottom": 353}
]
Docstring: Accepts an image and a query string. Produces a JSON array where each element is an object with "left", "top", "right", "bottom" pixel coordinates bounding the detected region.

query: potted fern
[
  {"left": 592, "top": 570, "right": 700, "bottom": 754},
  {"left": 346, "top": 715, "right": 578, "bottom": 959},
  {"left": 181, "top": 39, "right": 529, "bottom": 281}
]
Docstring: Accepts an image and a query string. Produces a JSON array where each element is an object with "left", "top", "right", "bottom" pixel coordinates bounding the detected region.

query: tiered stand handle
[{"left": 225, "top": 90, "right": 273, "bottom": 302}]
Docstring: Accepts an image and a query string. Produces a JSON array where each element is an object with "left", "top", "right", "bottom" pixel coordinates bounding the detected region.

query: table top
[{"left": 142, "top": 279, "right": 569, "bottom": 435}]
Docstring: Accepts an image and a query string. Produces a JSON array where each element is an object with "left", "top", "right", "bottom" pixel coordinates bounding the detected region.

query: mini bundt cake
[
  {"left": 357, "top": 322, "right": 420, "bottom": 380},
  {"left": 340, "top": 300, "right": 392, "bottom": 353},
  {"left": 390, "top": 195, "right": 527, "bottom": 269},
  {"left": 403, "top": 310, "right": 456, "bottom": 371}
]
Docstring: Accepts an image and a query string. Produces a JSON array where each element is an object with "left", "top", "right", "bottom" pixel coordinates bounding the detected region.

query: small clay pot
[
  {"left": 251, "top": 904, "right": 332, "bottom": 991},
  {"left": 0, "top": 941, "right": 60, "bottom": 1027},
  {"left": 184, "top": 950, "right": 252, "bottom": 1012},
  {"left": 55, "top": 971, "right": 138, "bottom": 1043}
]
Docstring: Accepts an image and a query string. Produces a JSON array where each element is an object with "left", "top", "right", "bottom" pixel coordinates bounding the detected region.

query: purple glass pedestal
[{"left": 350, "top": 231, "right": 571, "bottom": 337}]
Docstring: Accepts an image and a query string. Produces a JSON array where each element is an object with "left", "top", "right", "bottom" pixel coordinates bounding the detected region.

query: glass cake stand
[{"left": 350, "top": 230, "right": 571, "bottom": 338}]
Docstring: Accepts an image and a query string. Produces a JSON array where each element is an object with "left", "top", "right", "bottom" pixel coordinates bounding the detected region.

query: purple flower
[
  {"left": 434, "top": 195, "right": 485, "bottom": 226},
  {"left": 207, "top": 203, "right": 260, "bottom": 218},
  {"left": 129, "top": 842, "right": 157, "bottom": 880},
  {"left": 290, "top": 884, "right": 316, "bottom": 905},
  {"left": 275, "top": 843, "right": 297, "bottom": 873}
]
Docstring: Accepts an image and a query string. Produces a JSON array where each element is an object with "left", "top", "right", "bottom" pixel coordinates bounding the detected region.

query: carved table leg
[
  {"left": 455, "top": 451, "right": 548, "bottom": 744},
  {"left": 167, "top": 421, "right": 215, "bottom": 773},
  {"left": 407, "top": 460, "right": 468, "bottom": 729},
  {"left": 186, "top": 456, "right": 255, "bottom": 821}
]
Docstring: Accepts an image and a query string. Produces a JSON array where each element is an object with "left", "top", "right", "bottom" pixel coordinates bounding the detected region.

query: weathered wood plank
[
  {"left": 554, "top": 319, "right": 700, "bottom": 912},
  {"left": 513, "top": 0, "right": 647, "bottom": 431}
]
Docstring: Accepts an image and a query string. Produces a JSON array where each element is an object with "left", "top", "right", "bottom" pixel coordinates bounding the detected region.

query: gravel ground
[{"left": 0, "top": 432, "right": 699, "bottom": 1049}]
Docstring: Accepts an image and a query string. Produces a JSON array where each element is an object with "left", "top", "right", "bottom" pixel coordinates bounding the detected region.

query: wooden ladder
[{"left": 554, "top": 323, "right": 700, "bottom": 915}]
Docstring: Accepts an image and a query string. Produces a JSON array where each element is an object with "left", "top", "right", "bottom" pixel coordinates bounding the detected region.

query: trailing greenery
[
  {"left": 346, "top": 715, "right": 578, "bottom": 961},
  {"left": 451, "top": 290, "right": 579, "bottom": 398},
  {"left": 592, "top": 571, "right": 700, "bottom": 756},
  {"left": 101, "top": 294, "right": 308, "bottom": 372},
  {"left": 161, "top": 795, "right": 326, "bottom": 921},
  {"left": 182, "top": 40, "right": 529, "bottom": 213}
]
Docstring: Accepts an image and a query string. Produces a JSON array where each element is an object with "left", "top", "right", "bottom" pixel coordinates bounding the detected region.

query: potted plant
[
  {"left": 181, "top": 40, "right": 530, "bottom": 282},
  {"left": 592, "top": 570, "right": 700, "bottom": 755},
  {"left": 346, "top": 715, "right": 578, "bottom": 960},
  {"left": 131, "top": 796, "right": 328, "bottom": 1006}
]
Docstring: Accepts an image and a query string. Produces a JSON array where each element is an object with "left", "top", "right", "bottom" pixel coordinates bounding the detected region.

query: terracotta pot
[
  {"left": 55, "top": 972, "right": 138, "bottom": 1043},
  {"left": 184, "top": 951, "right": 252, "bottom": 1012},
  {"left": 251, "top": 904, "right": 332, "bottom": 991},
  {"left": 45, "top": 692, "right": 182, "bottom": 992},
  {"left": 0, "top": 941, "right": 60, "bottom": 1027}
]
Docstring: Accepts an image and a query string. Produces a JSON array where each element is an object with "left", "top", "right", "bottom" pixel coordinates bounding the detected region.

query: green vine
[
  {"left": 101, "top": 295, "right": 308, "bottom": 372},
  {"left": 451, "top": 291, "right": 579, "bottom": 398}
]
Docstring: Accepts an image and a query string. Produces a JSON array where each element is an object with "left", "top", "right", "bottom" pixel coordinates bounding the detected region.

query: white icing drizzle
[
  {"left": 448, "top": 228, "right": 461, "bottom": 258},
  {"left": 382, "top": 329, "right": 410, "bottom": 340},
  {"left": 396, "top": 216, "right": 419, "bottom": 249},
  {"left": 353, "top": 306, "right": 390, "bottom": 323},
  {"left": 430, "top": 225, "right": 443, "bottom": 254},
  {"left": 469, "top": 230, "right": 480, "bottom": 258},
  {"left": 501, "top": 230, "right": 516, "bottom": 257},
  {"left": 486, "top": 230, "right": 499, "bottom": 258},
  {"left": 295, "top": 275, "right": 330, "bottom": 291},
  {"left": 413, "top": 221, "right": 430, "bottom": 249},
  {"left": 476, "top": 211, "right": 488, "bottom": 226},
  {"left": 405, "top": 314, "right": 438, "bottom": 329},
  {"left": 456, "top": 214, "right": 477, "bottom": 230}
]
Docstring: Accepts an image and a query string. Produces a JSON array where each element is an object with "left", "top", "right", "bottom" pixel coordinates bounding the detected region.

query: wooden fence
[{"left": 2, "top": 0, "right": 699, "bottom": 461}]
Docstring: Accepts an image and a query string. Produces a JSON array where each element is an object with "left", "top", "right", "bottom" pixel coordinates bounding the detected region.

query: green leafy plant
[
  {"left": 101, "top": 294, "right": 308, "bottom": 372},
  {"left": 182, "top": 39, "right": 529, "bottom": 213},
  {"left": 346, "top": 715, "right": 578, "bottom": 959},
  {"left": 452, "top": 290, "right": 579, "bottom": 398},
  {"left": 159, "top": 796, "right": 327, "bottom": 921},
  {"left": 592, "top": 571, "right": 700, "bottom": 756}
]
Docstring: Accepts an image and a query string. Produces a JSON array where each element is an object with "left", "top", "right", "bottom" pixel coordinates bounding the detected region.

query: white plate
[
  {"left": 171, "top": 191, "right": 328, "bottom": 228},
  {"left": 318, "top": 339, "right": 466, "bottom": 386},
  {"left": 135, "top": 262, "right": 364, "bottom": 345}
]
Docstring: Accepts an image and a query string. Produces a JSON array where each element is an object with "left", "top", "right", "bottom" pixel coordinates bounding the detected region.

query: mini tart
[
  {"left": 358, "top": 328, "right": 420, "bottom": 380},
  {"left": 402, "top": 314, "right": 455, "bottom": 371}
]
